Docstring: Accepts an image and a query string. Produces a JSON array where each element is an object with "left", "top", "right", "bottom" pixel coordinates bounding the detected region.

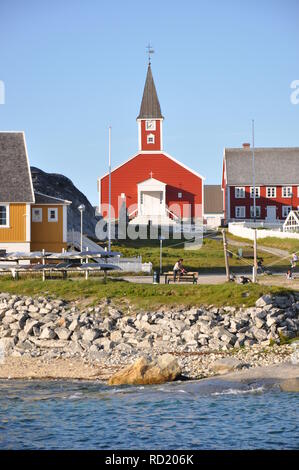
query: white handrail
[
  {"left": 128, "top": 208, "right": 138, "bottom": 218},
  {"left": 165, "top": 207, "right": 180, "bottom": 221}
]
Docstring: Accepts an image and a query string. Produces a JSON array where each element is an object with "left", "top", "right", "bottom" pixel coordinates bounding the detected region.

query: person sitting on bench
[{"left": 173, "top": 259, "right": 187, "bottom": 282}]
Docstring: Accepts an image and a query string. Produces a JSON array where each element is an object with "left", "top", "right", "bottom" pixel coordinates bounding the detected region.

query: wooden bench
[{"left": 164, "top": 271, "right": 198, "bottom": 284}]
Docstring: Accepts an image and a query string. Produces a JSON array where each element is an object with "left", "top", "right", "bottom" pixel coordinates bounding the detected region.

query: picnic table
[{"left": 164, "top": 271, "right": 198, "bottom": 284}]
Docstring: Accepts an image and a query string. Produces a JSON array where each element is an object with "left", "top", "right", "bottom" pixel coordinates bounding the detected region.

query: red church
[{"left": 98, "top": 63, "right": 204, "bottom": 226}]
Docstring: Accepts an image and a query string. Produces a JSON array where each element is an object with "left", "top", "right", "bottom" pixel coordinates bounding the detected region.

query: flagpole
[
  {"left": 108, "top": 126, "right": 111, "bottom": 252},
  {"left": 252, "top": 119, "right": 256, "bottom": 223}
]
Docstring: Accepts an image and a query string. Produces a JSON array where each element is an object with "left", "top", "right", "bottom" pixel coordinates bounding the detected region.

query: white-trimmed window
[
  {"left": 178, "top": 192, "right": 182, "bottom": 199},
  {"left": 147, "top": 133, "right": 155, "bottom": 144},
  {"left": 250, "top": 187, "right": 260, "bottom": 198},
  {"left": 140, "top": 193, "right": 144, "bottom": 204},
  {"left": 0, "top": 205, "right": 9, "bottom": 227},
  {"left": 250, "top": 206, "right": 261, "bottom": 218},
  {"left": 159, "top": 192, "right": 163, "bottom": 204},
  {"left": 145, "top": 120, "right": 156, "bottom": 131},
  {"left": 48, "top": 208, "right": 58, "bottom": 222},
  {"left": 266, "top": 187, "right": 276, "bottom": 198},
  {"left": 235, "top": 187, "right": 245, "bottom": 198},
  {"left": 32, "top": 207, "right": 42, "bottom": 222},
  {"left": 282, "top": 206, "right": 292, "bottom": 218},
  {"left": 235, "top": 206, "right": 246, "bottom": 218},
  {"left": 282, "top": 186, "right": 292, "bottom": 198}
]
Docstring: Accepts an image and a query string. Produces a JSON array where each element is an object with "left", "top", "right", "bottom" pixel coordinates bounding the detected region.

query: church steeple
[
  {"left": 137, "top": 63, "right": 164, "bottom": 152},
  {"left": 137, "top": 64, "right": 163, "bottom": 120}
]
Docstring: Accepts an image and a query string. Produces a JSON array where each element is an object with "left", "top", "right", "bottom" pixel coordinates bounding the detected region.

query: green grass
[
  {"left": 255, "top": 237, "right": 299, "bottom": 254},
  {"left": 0, "top": 278, "right": 296, "bottom": 311},
  {"left": 227, "top": 232, "right": 299, "bottom": 254},
  {"left": 110, "top": 236, "right": 281, "bottom": 272}
]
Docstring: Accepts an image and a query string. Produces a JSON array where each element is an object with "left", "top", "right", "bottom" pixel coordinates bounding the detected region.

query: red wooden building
[
  {"left": 98, "top": 63, "right": 204, "bottom": 226},
  {"left": 222, "top": 144, "right": 299, "bottom": 224}
]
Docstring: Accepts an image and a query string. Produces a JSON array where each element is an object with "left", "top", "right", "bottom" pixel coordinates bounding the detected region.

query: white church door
[
  {"left": 142, "top": 191, "right": 163, "bottom": 215},
  {"left": 138, "top": 177, "right": 166, "bottom": 219}
]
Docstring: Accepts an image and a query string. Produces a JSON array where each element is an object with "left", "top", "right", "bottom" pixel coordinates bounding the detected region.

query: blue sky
[{"left": 0, "top": 0, "right": 298, "bottom": 205}]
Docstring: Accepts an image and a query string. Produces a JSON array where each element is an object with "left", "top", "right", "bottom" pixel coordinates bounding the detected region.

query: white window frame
[
  {"left": 297, "top": 186, "right": 299, "bottom": 198},
  {"left": 250, "top": 205, "right": 261, "bottom": 218},
  {"left": 266, "top": 187, "right": 276, "bottom": 198},
  {"left": 178, "top": 192, "right": 182, "bottom": 199},
  {"left": 48, "top": 208, "right": 58, "bottom": 222},
  {"left": 145, "top": 120, "right": 156, "bottom": 131},
  {"left": 147, "top": 133, "right": 155, "bottom": 144},
  {"left": 0, "top": 204, "right": 9, "bottom": 228},
  {"left": 235, "top": 187, "right": 245, "bottom": 199},
  {"left": 250, "top": 187, "right": 260, "bottom": 198},
  {"left": 32, "top": 207, "right": 43, "bottom": 223},
  {"left": 235, "top": 206, "right": 246, "bottom": 218},
  {"left": 282, "top": 186, "right": 292, "bottom": 198},
  {"left": 282, "top": 206, "right": 292, "bottom": 218}
]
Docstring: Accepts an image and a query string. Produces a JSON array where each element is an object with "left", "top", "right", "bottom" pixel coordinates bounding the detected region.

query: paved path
[{"left": 226, "top": 237, "right": 289, "bottom": 258}]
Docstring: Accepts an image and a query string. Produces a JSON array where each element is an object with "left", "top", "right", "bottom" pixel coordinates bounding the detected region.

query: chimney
[{"left": 242, "top": 143, "right": 250, "bottom": 148}]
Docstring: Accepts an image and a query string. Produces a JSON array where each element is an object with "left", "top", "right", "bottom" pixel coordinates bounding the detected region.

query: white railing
[{"left": 165, "top": 207, "right": 180, "bottom": 221}]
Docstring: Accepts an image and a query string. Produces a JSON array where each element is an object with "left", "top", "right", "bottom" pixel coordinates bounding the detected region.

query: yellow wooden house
[{"left": 0, "top": 132, "right": 71, "bottom": 254}]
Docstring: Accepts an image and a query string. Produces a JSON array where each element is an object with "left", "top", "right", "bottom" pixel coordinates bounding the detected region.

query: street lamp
[{"left": 78, "top": 204, "right": 86, "bottom": 252}]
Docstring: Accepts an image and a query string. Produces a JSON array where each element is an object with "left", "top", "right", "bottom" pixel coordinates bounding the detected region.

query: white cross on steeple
[
  {"left": 149, "top": 171, "right": 154, "bottom": 178},
  {"left": 146, "top": 43, "right": 154, "bottom": 65}
]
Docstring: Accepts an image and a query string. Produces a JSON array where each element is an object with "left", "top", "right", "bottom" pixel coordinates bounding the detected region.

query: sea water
[{"left": 0, "top": 379, "right": 298, "bottom": 449}]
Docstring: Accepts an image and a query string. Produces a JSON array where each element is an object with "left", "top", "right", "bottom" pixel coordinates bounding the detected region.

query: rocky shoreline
[{"left": 0, "top": 292, "right": 298, "bottom": 381}]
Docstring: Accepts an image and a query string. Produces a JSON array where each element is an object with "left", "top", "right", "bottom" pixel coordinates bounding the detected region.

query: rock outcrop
[
  {"left": 280, "top": 378, "right": 299, "bottom": 392},
  {"left": 31, "top": 167, "right": 100, "bottom": 238},
  {"left": 108, "top": 354, "right": 182, "bottom": 385}
]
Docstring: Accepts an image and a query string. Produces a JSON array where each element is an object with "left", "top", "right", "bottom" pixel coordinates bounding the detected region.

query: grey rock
[
  {"left": 82, "top": 329, "right": 100, "bottom": 343},
  {"left": 55, "top": 327, "right": 72, "bottom": 340},
  {"left": 40, "top": 327, "right": 57, "bottom": 340},
  {"left": 255, "top": 295, "right": 273, "bottom": 307},
  {"left": 24, "top": 319, "right": 39, "bottom": 335}
]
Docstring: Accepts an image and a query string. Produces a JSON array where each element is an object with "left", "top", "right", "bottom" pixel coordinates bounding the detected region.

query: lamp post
[{"left": 78, "top": 204, "right": 86, "bottom": 252}]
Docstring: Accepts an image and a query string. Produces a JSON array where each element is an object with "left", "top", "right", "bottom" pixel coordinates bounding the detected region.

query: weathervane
[{"left": 146, "top": 43, "right": 154, "bottom": 64}]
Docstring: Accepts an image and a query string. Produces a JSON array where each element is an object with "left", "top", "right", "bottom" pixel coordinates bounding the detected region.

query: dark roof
[
  {"left": 224, "top": 147, "right": 299, "bottom": 185},
  {"left": 204, "top": 185, "right": 223, "bottom": 214},
  {"left": 34, "top": 191, "right": 71, "bottom": 205},
  {"left": 0, "top": 132, "right": 34, "bottom": 203},
  {"left": 137, "top": 64, "right": 163, "bottom": 119}
]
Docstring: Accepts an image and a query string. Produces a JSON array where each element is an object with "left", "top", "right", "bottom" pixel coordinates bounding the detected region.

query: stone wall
[{"left": 0, "top": 292, "right": 298, "bottom": 364}]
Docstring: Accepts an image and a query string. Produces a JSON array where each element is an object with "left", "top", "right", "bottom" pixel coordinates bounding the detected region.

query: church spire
[{"left": 137, "top": 63, "right": 163, "bottom": 120}]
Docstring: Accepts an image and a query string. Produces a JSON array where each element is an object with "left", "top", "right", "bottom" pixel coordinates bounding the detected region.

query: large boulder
[
  {"left": 108, "top": 354, "right": 182, "bottom": 386},
  {"left": 280, "top": 378, "right": 299, "bottom": 392},
  {"left": 212, "top": 357, "right": 244, "bottom": 375}
]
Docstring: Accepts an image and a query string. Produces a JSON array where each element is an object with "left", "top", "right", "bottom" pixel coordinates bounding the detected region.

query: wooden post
[
  {"left": 222, "top": 229, "right": 230, "bottom": 282},
  {"left": 253, "top": 228, "right": 258, "bottom": 283}
]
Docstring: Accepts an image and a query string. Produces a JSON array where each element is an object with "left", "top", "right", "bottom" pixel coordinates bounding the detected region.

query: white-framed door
[
  {"left": 141, "top": 191, "right": 163, "bottom": 215},
  {"left": 266, "top": 206, "right": 276, "bottom": 222}
]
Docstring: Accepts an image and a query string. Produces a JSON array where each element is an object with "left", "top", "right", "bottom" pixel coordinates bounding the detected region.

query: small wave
[
  {"left": 64, "top": 392, "right": 83, "bottom": 400},
  {"left": 212, "top": 386, "right": 265, "bottom": 396}
]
